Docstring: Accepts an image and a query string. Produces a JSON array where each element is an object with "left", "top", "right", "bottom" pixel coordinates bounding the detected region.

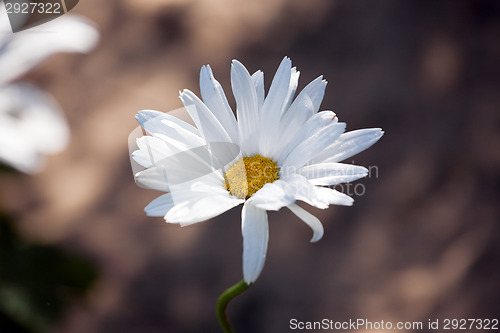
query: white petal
[
  {"left": 0, "top": 132, "right": 41, "bottom": 173},
  {"left": 287, "top": 203, "right": 324, "bottom": 242},
  {"left": 251, "top": 70, "right": 265, "bottom": 112},
  {"left": 283, "top": 174, "right": 330, "bottom": 209},
  {"left": 273, "top": 94, "right": 315, "bottom": 158},
  {"left": 241, "top": 202, "right": 269, "bottom": 284},
  {"left": 295, "top": 75, "right": 328, "bottom": 114},
  {"left": 315, "top": 187, "right": 354, "bottom": 206},
  {"left": 158, "top": 178, "right": 227, "bottom": 205},
  {"left": 0, "top": 14, "right": 98, "bottom": 85},
  {"left": 133, "top": 136, "right": 178, "bottom": 168},
  {"left": 282, "top": 67, "right": 300, "bottom": 113},
  {"left": 310, "top": 128, "right": 384, "bottom": 164},
  {"left": 248, "top": 180, "right": 295, "bottom": 211},
  {"left": 135, "top": 143, "right": 230, "bottom": 191},
  {"left": 274, "top": 110, "right": 337, "bottom": 164},
  {"left": 145, "top": 193, "right": 174, "bottom": 217},
  {"left": 272, "top": 111, "right": 338, "bottom": 166},
  {"left": 179, "top": 90, "right": 232, "bottom": 144},
  {"left": 274, "top": 76, "right": 328, "bottom": 157},
  {"left": 132, "top": 135, "right": 238, "bottom": 189},
  {"left": 145, "top": 139, "right": 238, "bottom": 176},
  {"left": 280, "top": 115, "right": 345, "bottom": 171},
  {"left": 135, "top": 110, "right": 204, "bottom": 154},
  {"left": 0, "top": 84, "right": 69, "bottom": 153},
  {"left": 136, "top": 110, "right": 192, "bottom": 135},
  {"left": 135, "top": 167, "right": 170, "bottom": 192},
  {"left": 259, "top": 57, "right": 292, "bottom": 157},
  {"left": 297, "top": 163, "right": 368, "bottom": 186},
  {"left": 199, "top": 65, "right": 239, "bottom": 143},
  {"left": 166, "top": 191, "right": 243, "bottom": 226},
  {"left": 0, "top": 84, "right": 69, "bottom": 173},
  {"left": 133, "top": 135, "right": 209, "bottom": 183},
  {"left": 250, "top": 173, "right": 331, "bottom": 211},
  {"left": 136, "top": 109, "right": 199, "bottom": 135},
  {"left": 231, "top": 60, "right": 260, "bottom": 156}
]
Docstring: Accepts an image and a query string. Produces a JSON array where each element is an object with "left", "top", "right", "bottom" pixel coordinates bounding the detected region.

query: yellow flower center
[{"left": 224, "top": 154, "right": 280, "bottom": 199}]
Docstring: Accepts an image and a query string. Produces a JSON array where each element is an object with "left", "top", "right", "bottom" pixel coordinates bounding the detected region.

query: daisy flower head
[
  {"left": 133, "top": 57, "right": 383, "bottom": 284},
  {"left": 0, "top": 6, "right": 98, "bottom": 173}
]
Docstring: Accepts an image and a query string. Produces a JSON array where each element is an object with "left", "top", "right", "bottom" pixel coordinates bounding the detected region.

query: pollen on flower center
[{"left": 224, "top": 154, "right": 280, "bottom": 199}]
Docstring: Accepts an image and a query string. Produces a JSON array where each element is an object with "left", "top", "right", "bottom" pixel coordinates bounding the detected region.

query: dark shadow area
[{"left": 0, "top": 211, "right": 97, "bottom": 332}]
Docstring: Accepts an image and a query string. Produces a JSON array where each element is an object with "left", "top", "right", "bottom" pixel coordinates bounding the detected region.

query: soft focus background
[{"left": 1, "top": 0, "right": 499, "bottom": 332}]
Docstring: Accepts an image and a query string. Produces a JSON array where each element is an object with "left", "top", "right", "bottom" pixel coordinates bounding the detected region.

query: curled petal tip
[{"left": 310, "top": 234, "right": 323, "bottom": 243}]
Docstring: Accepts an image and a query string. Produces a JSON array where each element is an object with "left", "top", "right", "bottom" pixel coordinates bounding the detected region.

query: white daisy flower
[
  {"left": 133, "top": 57, "right": 383, "bottom": 284},
  {"left": 0, "top": 6, "right": 98, "bottom": 173}
]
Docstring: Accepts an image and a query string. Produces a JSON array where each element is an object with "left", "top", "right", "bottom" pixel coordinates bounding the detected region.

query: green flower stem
[{"left": 216, "top": 279, "right": 251, "bottom": 333}]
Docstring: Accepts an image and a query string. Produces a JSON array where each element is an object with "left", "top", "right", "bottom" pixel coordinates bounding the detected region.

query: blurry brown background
[{"left": 1, "top": 0, "right": 499, "bottom": 332}]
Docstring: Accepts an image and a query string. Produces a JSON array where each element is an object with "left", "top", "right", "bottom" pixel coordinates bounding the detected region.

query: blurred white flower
[
  {"left": 133, "top": 57, "right": 383, "bottom": 284},
  {"left": 0, "top": 6, "right": 98, "bottom": 173}
]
